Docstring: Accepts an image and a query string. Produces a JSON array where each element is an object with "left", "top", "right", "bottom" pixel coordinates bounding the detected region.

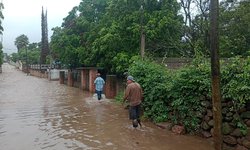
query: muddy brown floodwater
[{"left": 0, "top": 63, "right": 214, "bottom": 150}]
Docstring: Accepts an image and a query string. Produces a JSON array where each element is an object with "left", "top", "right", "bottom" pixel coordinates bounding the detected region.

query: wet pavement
[{"left": 0, "top": 63, "right": 214, "bottom": 150}]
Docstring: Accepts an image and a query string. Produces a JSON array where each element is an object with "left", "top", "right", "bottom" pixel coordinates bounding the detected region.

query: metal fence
[{"left": 29, "top": 64, "right": 55, "bottom": 70}]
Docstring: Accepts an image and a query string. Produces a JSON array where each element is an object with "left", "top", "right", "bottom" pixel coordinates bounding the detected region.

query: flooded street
[{"left": 0, "top": 63, "right": 214, "bottom": 150}]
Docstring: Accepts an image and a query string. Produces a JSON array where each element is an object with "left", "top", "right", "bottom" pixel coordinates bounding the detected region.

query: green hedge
[
  {"left": 128, "top": 57, "right": 173, "bottom": 123},
  {"left": 127, "top": 56, "right": 250, "bottom": 132}
]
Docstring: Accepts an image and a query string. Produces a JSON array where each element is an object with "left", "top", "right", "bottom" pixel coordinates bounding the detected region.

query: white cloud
[{"left": 2, "top": 0, "right": 81, "bottom": 54}]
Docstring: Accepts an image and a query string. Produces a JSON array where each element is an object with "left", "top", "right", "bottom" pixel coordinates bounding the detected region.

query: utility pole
[
  {"left": 140, "top": 3, "right": 145, "bottom": 59},
  {"left": 25, "top": 48, "right": 28, "bottom": 75},
  {"left": 210, "top": 0, "right": 222, "bottom": 149}
]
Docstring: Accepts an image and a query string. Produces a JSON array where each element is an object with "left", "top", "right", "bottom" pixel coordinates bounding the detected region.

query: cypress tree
[{"left": 40, "top": 7, "right": 49, "bottom": 64}]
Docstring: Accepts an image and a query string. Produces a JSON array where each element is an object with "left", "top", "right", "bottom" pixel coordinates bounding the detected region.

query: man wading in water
[
  {"left": 123, "top": 75, "right": 143, "bottom": 128},
  {"left": 94, "top": 73, "right": 105, "bottom": 101}
]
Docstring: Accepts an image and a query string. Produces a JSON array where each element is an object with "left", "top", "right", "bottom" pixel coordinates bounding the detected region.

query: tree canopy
[
  {"left": 220, "top": 0, "right": 250, "bottom": 57},
  {"left": 14, "top": 34, "right": 29, "bottom": 52},
  {"left": 48, "top": 0, "right": 250, "bottom": 74},
  {"left": 9, "top": 34, "right": 41, "bottom": 65},
  {"left": 0, "top": 1, "right": 4, "bottom": 65},
  {"left": 50, "top": 0, "right": 182, "bottom": 73},
  {"left": 50, "top": 0, "right": 183, "bottom": 73}
]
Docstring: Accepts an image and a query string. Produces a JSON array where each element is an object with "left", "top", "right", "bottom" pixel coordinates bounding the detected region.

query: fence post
[
  {"left": 89, "top": 69, "right": 98, "bottom": 92},
  {"left": 59, "top": 71, "right": 65, "bottom": 84},
  {"left": 105, "top": 75, "right": 117, "bottom": 99},
  {"left": 68, "top": 70, "right": 74, "bottom": 87},
  {"left": 81, "top": 69, "right": 89, "bottom": 90}
]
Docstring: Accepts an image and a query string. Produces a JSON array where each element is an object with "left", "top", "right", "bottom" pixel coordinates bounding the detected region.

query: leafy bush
[
  {"left": 115, "top": 91, "right": 124, "bottom": 103},
  {"left": 127, "top": 56, "right": 250, "bottom": 133},
  {"left": 169, "top": 59, "right": 211, "bottom": 132},
  {"left": 128, "top": 57, "right": 173, "bottom": 123},
  {"left": 220, "top": 57, "right": 250, "bottom": 134},
  {"left": 221, "top": 57, "right": 250, "bottom": 109},
  {"left": 112, "top": 52, "right": 131, "bottom": 75}
]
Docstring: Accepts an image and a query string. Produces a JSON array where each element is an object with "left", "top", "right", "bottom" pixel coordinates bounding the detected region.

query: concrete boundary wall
[
  {"left": 29, "top": 69, "right": 48, "bottom": 78},
  {"left": 20, "top": 58, "right": 195, "bottom": 99},
  {"left": 58, "top": 67, "right": 121, "bottom": 99}
]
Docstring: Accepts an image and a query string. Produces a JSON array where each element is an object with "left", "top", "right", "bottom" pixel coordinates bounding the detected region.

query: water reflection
[{"left": 0, "top": 64, "right": 214, "bottom": 150}]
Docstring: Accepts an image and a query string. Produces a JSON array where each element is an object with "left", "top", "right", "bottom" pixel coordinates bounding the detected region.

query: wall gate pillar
[
  {"left": 59, "top": 71, "right": 65, "bottom": 84},
  {"left": 68, "top": 70, "right": 74, "bottom": 87},
  {"left": 81, "top": 69, "right": 89, "bottom": 90},
  {"left": 89, "top": 69, "right": 98, "bottom": 93},
  {"left": 105, "top": 75, "right": 117, "bottom": 99}
]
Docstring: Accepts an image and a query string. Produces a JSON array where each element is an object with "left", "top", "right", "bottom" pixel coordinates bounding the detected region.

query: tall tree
[
  {"left": 0, "top": 0, "right": 3, "bottom": 34},
  {"left": 40, "top": 7, "right": 49, "bottom": 64},
  {"left": 0, "top": 1, "right": 3, "bottom": 66},
  {"left": 14, "top": 34, "right": 29, "bottom": 52},
  {"left": 220, "top": 0, "right": 250, "bottom": 57},
  {"left": 180, "top": 0, "right": 210, "bottom": 57},
  {"left": 50, "top": 0, "right": 183, "bottom": 73}
]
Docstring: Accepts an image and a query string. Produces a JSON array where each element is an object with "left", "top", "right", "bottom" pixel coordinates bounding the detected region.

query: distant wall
[
  {"left": 29, "top": 69, "right": 48, "bottom": 78},
  {"left": 157, "top": 58, "right": 192, "bottom": 69},
  {"left": 164, "top": 58, "right": 192, "bottom": 69}
]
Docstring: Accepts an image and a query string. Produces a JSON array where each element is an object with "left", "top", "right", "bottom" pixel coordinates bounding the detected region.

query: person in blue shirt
[{"left": 94, "top": 73, "right": 105, "bottom": 100}]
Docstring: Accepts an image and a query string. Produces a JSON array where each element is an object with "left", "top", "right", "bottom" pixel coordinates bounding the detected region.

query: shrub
[
  {"left": 126, "top": 56, "right": 250, "bottom": 133},
  {"left": 169, "top": 59, "right": 211, "bottom": 132},
  {"left": 128, "top": 57, "right": 173, "bottom": 122}
]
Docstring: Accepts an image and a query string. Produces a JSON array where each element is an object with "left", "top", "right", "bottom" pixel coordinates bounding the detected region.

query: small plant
[{"left": 114, "top": 91, "right": 124, "bottom": 103}]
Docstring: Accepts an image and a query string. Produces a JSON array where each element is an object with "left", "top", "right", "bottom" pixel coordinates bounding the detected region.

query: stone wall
[
  {"left": 200, "top": 98, "right": 250, "bottom": 149},
  {"left": 156, "top": 58, "right": 192, "bottom": 69}
]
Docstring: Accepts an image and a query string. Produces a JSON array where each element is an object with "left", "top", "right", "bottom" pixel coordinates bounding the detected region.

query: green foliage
[
  {"left": 14, "top": 34, "right": 29, "bottom": 52},
  {"left": 10, "top": 42, "right": 40, "bottom": 64},
  {"left": 50, "top": 0, "right": 183, "bottom": 73},
  {"left": 180, "top": 0, "right": 250, "bottom": 58},
  {"left": 169, "top": 59, "right": 211, "bottom": 131},
  {"left": 46, "top": 0, "right": 250, "bottom": 133},
  {"left": 221, "top": 57, "right": 250, "bottom": 110},
  {"left": 11, "top": 35, "right": 40, "bottom": 64},
  {"left": 0, "top": 2, "right": 4, "bottom": 35},
  {"left": 145, "top": 11, "right": 183, "bottom": 57},
  {"left": 115, "top": 91, "right": 124, "bottom": 103},
  {"left": 220, "top": 0, "right": 250, "bottom": 57},
  {"left": 9, "top": 53, "right": 19, "bottom": 62},
  {"left": 111, "top": 52, "right": 131, "bottom": 74},
  {"left": 230, "top": 112, "right": 248, "bottom": 136},
  {"left": 127, "top": 57, "right": 211, "bottom": 129},
  {"left": 0, "top": 2, "right": 4, "bottom": 65},
  {"left": 127, "top": 56, "right": 250, "bottom": 133},
  {"left": 50, "top": 27, "right": 81, "bottom": 69},
  {"left": 128, "top": 58, "right": 173, "bottom": 123},
  {"left": 48, "top": 0, "right": 250, "bottom": 72},
  {"left": 28, "top": 49, "right": 40, "bottom": 64}
]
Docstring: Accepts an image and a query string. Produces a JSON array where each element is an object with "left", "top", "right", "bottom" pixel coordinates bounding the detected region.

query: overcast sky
[{"left": 2, "top": 0, "right": 81, "bottom": 54}]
